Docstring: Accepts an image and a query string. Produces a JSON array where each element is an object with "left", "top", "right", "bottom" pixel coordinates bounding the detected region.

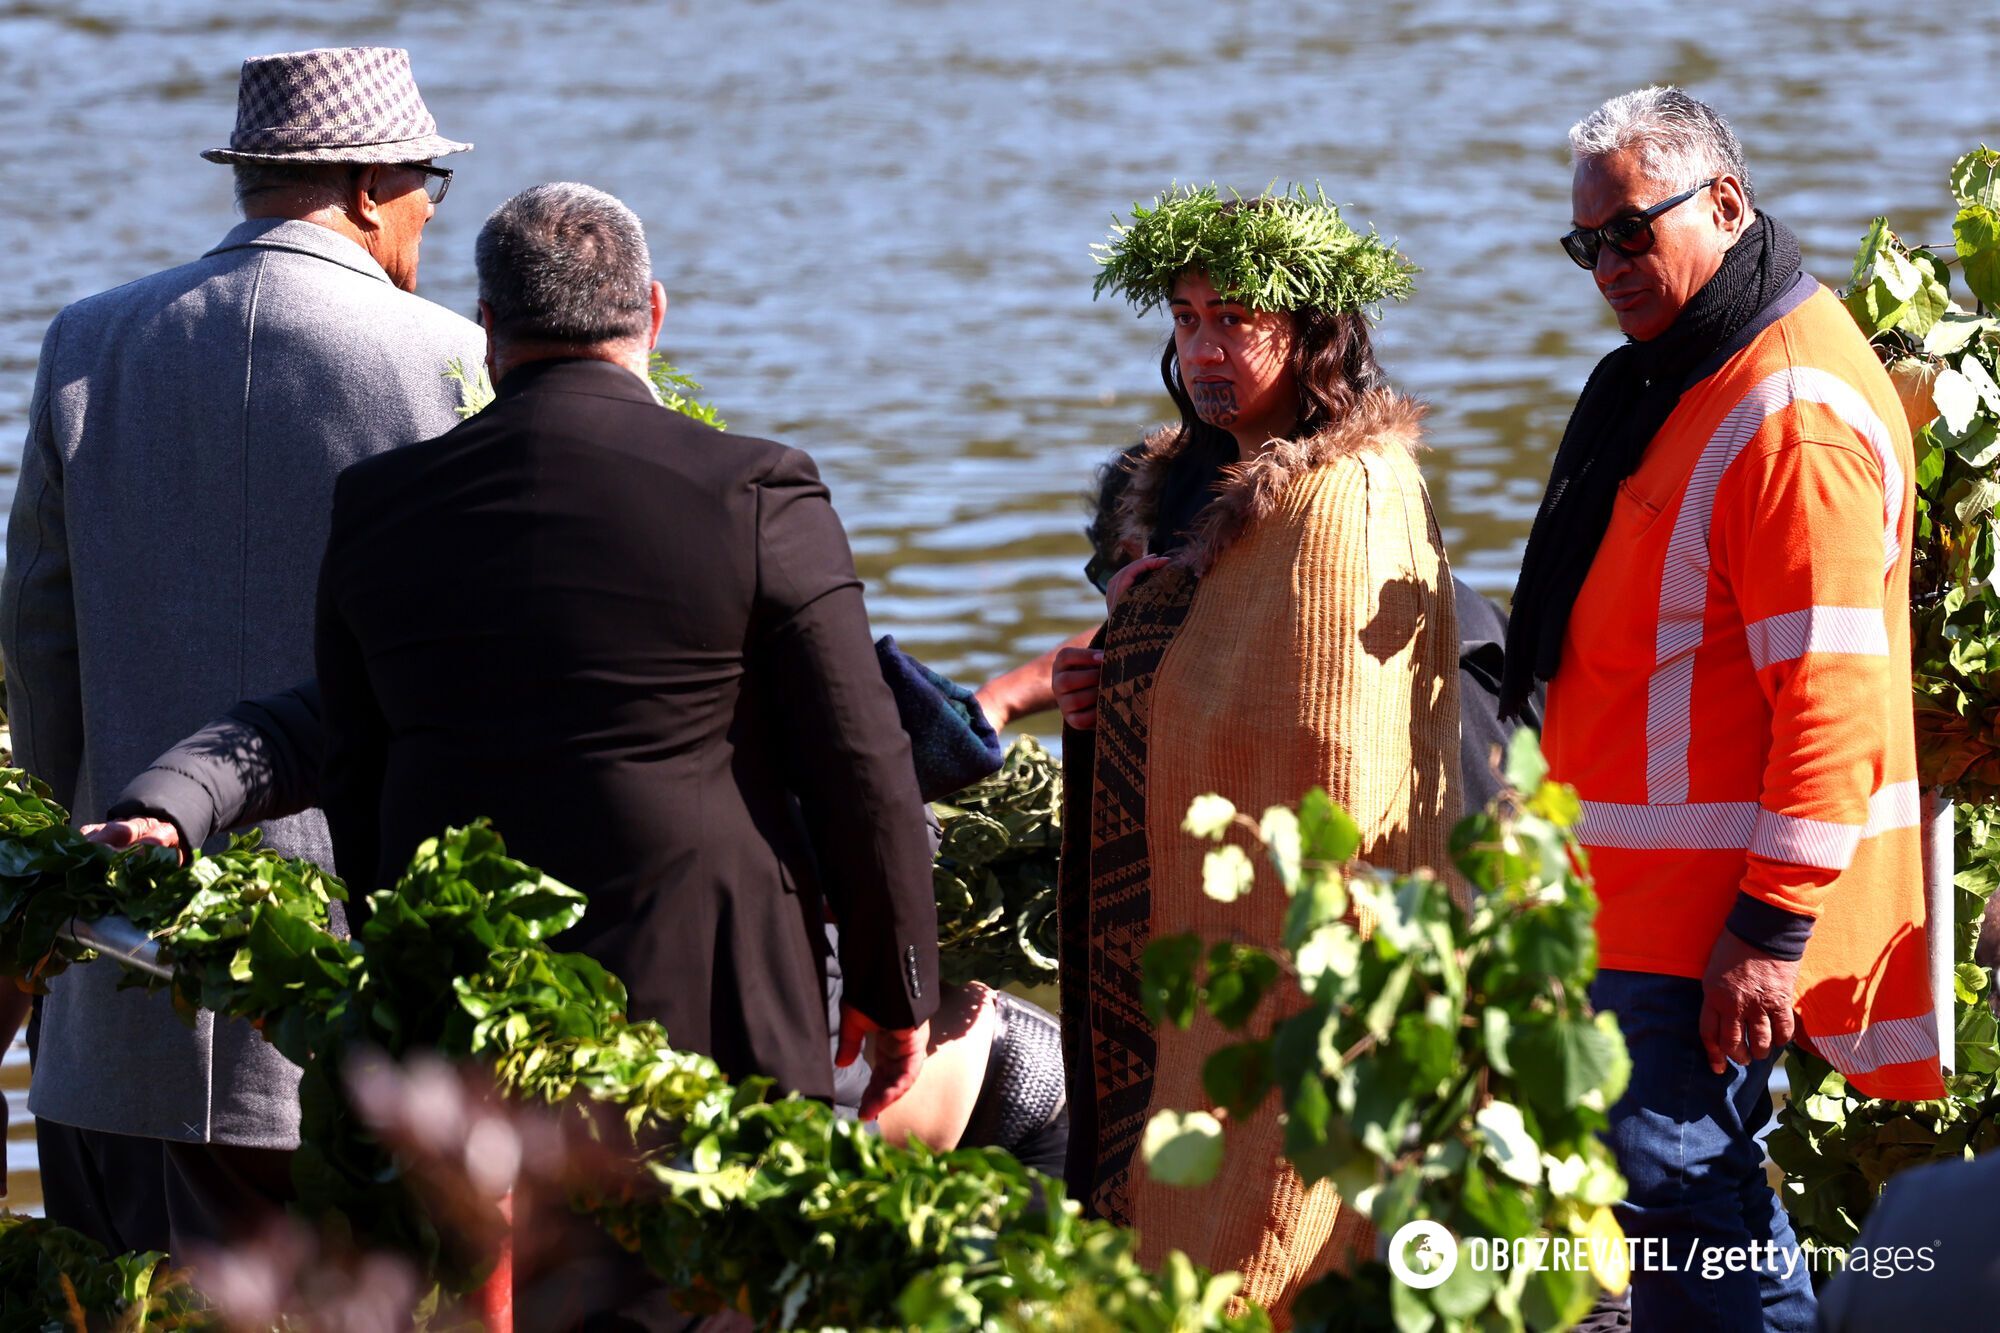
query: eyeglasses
[
  {"left": 1560, "top": 178, "right": 1716, "bottom": 269},
  {"left": 358, "top": 161, "right": 452, "bottom": 206},
  {"left": 402, "top": 162, "right": 452, "bottom": 206}
]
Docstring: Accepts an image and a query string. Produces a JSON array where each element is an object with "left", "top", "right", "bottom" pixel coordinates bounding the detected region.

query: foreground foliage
[
  {"left": 1141, "top": 734, "right": 1627, "bottom": 1332},
  {"left": 1768, "top": 147, "right": 2000, "bottom": 1260},
  {"left": 0, "top": 1215, "right": 201, "bottom": 1332},
  {"left": 0, "top": 769, "right": 1262, "bottom": 1332}
]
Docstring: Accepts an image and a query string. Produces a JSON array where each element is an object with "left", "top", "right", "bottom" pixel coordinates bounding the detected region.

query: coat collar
[
  {"left": 205, "top": 217, "right": 395, "bottom": 285},
  {"left": 1116, "top": 389, "right": 1427, "bottom": 576},
  {"left": 493, "top": 355, "right": 661, "bottom": 408}
]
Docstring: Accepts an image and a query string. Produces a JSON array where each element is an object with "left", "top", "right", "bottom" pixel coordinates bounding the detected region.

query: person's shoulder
[
  {"left": 48, "top": 251, "right": 229, "bottom": 337},
  {"left": 382, "top": 286, "right": 484, "bottom": 345},
  {"left": 1869, "top": 1148, "right": 2000, "bottom": 1234},
  {"left": 333, "top": 434, "right": 440, "bottom": 508}
]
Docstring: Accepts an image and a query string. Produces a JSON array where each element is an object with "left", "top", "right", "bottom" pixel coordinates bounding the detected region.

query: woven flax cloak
[{"left": 1059, "top": 391, "right": 1461, "bottom": 1325}]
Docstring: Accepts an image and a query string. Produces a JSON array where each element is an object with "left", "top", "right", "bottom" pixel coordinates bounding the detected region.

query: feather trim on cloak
[{"left": 1111, "top": 389, "right": 1427, "bottom": 576}]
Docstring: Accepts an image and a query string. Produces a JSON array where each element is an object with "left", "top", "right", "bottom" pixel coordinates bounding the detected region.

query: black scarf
[{"left": 1498, "top": 212, "right": 1803, "bottom": 719}]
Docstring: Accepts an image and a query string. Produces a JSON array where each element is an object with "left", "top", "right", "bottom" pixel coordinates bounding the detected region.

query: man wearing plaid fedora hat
[{"left": 0, "top": 46, "right": 483, "bottom": 1258}]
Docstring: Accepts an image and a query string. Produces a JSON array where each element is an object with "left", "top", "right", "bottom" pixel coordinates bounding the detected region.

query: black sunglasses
[{"left": 1560, "top": 178, "right": 1716, "bottom": 270}]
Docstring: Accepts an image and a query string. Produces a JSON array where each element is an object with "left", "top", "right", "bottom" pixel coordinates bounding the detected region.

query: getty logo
[{"left": 1388, "top": 1219, "right": 1458, "bottom": 1290}]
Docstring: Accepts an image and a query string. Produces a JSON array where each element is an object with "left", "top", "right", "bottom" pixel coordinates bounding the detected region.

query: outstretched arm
[{"left": 93, "top": 681, "right": 325, "bottom": 855}]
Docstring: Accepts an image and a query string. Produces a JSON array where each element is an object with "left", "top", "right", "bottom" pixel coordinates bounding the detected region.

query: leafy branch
[
  {"left": 1767, "top": 145, "right": 2000, "bottom": 1264},
  {"left": 0, "top": 769, "right": 1260, "bottom": 1332},
  {"left": 1138, "top": 733, "right": 1631, "bottom": 1333}
]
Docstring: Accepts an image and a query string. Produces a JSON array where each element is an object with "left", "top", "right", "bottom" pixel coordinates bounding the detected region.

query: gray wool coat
[{"left": 0, "top": 217, "right": 484, "bottom": 1147}]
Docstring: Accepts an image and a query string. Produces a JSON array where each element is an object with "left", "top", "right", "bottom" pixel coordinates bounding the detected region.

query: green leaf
[
  {"left": 1298, "top": 787, "right": 1361, "bottom": 863},
  {"left": 1259, "top": 804, "right": 1302, "bottom": 889},
  {"left": 1183, "top": 794, "right": 1238, "bottom": 840},
  {"left": 1925, "top": 312, "right": 1998, "bottom": 357},
  {"left": 1953, "top": 147, "right": 2000, "bottom": 209},
  {"left": 1202, "top": 1039, "right": 1275, "bottom": 1118},
  {"left": 1916, "top": 429, "right": 1947, "bottom": 489},
  {"left": 1201, "top": 844, "right": 1256, "bottom": 902},
  {"left": 1294, "top": 923, "right": 1362, "bottom": 997},
  {"left": 1846, "top": 225, "right": 1922, "bottom": 334},
  {"left": 1935, "top": 366, "right": 1981, "bottom": 435},
  {"left": 1203, "top": 940, "right": 1279, "bottom": 1029},
  {"left": 1141, "top": 933, "right": 1203, "bottom": 1029},
  {"left": 1512, "top": 1011, "right": 1632, "bottom": 1117},
  {"left": 1394, "top": 1009, "right": 1457, "bottom": 1088},
  {"left": 1903, "top": 262, "right": 1952, "bottom": 338},
  {"left": 1847, "top": 217, "right": 1890, "bottom": 295},
  {"left": 1960, "top": 352, "right": 2000, "bottom": 412},
  {"left": 1474, "top": 1101, "right": 1543, "bottom": 1185},
  {"left": 1954, "top": 478, "right": 2000, "bottom": 526},
  {"left": 1481, "top": 1006, "right": 1514, "bottom": 1078},
  {"left": 1363, "top": 957, "right": 1417, "bottom": 1041},
  {"left": 1142, "top": 1108, "right": 1226, "bottom": 1187},
  {"left": 1501, "top": 730, "right": 1548, "bottom": 793},
  {"left": 1949, "top": 418, "right": 2000, "bottom": 470},
  {"left": 1955, "top": 204, "right": 2000, "bottom": 309}
]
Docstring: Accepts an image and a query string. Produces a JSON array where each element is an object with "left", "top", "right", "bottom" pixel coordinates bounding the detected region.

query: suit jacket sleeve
[
  {"left": 0, "top": 315, "right": 85, "bottom": 812},
  {"left": 108, "top": 680, "right": 325, "bottom": 849},
  {"left": 315, "top": 475, "right": 389, "bottom": 897},
  {"left": 752, "top": 446, "right": 939, "bottom": 1030}
]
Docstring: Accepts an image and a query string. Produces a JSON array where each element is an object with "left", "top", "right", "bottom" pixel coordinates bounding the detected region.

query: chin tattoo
[{"left": 1191, "top": 380, "right": 1239, "bottom": 426}]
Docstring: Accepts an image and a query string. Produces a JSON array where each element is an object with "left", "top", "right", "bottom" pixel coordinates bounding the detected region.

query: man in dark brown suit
[{"left": 315, "top": 182, "right": 939, "bottom": 1121}]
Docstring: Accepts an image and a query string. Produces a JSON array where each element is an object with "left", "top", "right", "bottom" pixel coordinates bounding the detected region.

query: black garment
[
  {"left": 34, "top": 1119, "right": 293, "bottom": 1260},
  {"left": 315, "top": 357, "right": 938, "bottom": 1101},
  {"left": 1500, "top": 213, "right": 1806, "bottom": 719},
  {"left": 1815, "top": 1152, "right": 2000, "bottom": 1331},
  {"left": 1455, "top": 579, "right": 1543, "bottom": 815},
  {"left": 959, "top": 991, "right": 1068, "bottom": 1175},
  {"left": 108, "top": 685, "right": 325, "bottom": 854},
  {"left": 1145, "top": 426, "right": 1240, "bottom": 558}
]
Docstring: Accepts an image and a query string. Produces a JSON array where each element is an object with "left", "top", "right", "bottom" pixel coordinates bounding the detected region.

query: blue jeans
[{"left": 1589, "top": 970, "right": 1817, "bottom": 1333}]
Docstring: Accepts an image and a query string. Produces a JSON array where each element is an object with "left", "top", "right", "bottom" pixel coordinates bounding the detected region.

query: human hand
[
  {"left": 835, "top": 1003, "right": 930, "bottom": 1122},
  {"left": 1105, "top": 553, "right": 1171, "bottom": 616},
  {"left": 1699, "top": 931, "right": 1800, "bottom": 1074},
  {"left": 80, "top": 817, "right": 184, "bottom": 862},
  {"left": 1051, "top": 645, "right": 1104, "bottom": 732}
]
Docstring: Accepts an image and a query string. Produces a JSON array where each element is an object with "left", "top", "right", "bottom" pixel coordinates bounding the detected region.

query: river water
[{"left": 0, "top": 0, "right": 1993, "bottom": 1211}]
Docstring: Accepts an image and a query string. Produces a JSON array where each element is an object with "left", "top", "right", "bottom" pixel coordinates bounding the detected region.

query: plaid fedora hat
[{"left": 201, "top": 47, "right": 471, "bottom": 165}]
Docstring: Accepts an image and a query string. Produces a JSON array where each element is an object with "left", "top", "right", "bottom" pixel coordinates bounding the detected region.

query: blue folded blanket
[{"left": 874, "top": 635, "right": 1005, "bottom": 802}]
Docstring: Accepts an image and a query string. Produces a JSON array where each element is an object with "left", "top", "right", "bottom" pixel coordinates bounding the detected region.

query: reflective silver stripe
[
  {"left": 1743, "top": 606, "right": 1890, "bottom": 672},
  {"left": 1863, "top": 780, "right": 1922, "bottom": 837},
  {"left": 1646, "top": 367, "right": 1901, "bottom": 805},
  {"left": 1751, "top": 810, "right": 1860, "bottom": 871},
  {"left": 1580, "top": 781, "right": 1920, "bottom": 857},
  {"left": 1577, "top": 800, "right": 1759, "bottom": 850},
  {"left": 1810, "top": 1012, "right": 1939, "bottom": 1077}
]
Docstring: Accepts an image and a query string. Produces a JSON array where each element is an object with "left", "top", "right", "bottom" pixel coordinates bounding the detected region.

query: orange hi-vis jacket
[{"left": 1544, "top": 283, "right": 1943, "bottom": 1101}]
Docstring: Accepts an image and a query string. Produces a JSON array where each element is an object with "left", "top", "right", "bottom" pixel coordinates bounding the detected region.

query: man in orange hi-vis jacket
[{"left": 1501, "top": 87, "right": 1940, "bottom": 1332}]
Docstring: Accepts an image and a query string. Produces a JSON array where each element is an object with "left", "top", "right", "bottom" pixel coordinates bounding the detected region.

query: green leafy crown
[{"left": 1091, "top": 182, "right": 1417, "bottom": 318}]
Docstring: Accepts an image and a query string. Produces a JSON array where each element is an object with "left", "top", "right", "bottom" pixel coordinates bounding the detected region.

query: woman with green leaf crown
[{"left": 1056, "top": 185, "right": 1460, "bottom": 1323}]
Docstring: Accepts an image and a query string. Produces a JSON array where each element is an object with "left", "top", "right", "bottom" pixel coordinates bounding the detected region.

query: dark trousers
[
  {"left": 34, "top": 1117, "right": 294, "bottom": 1261},
  {"left": 1590, "top": 970, "right": 1816, "bottom": 1332}
]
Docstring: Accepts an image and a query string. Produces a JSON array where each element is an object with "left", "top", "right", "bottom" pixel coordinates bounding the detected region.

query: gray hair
[
  {"left": 1569, "top": 86, "right": 1755, "bottom": 206},
  {"left": 232, "top": 162, "right": 355, "bottom": 214},
  {"left": 475, "top": 183, "right": 653, "bottom": 345}
]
